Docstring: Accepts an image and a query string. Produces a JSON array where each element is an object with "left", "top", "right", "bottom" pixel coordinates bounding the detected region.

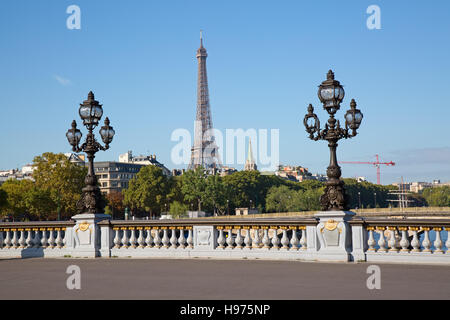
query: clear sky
[{"left": 0, "top": 0, "right": 449, "bottom": 185}]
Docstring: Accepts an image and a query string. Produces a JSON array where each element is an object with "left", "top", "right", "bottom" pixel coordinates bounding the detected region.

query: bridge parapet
[
  {"left": 0, "top": 214, "right": 448, "bottom": 264},
  {"left": 354, "top": 218, "right": 450, "bottom": 264}
]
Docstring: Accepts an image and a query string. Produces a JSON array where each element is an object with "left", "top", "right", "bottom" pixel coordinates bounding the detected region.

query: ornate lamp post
[
  {"left": 66, "top": 91, "right": 115, "bottom": 214},
  {"left": 303, "top": 70, "right": 363, "bottom": 211}
]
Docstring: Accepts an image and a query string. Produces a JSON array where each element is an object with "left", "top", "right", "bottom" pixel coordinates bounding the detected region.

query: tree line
[{"left": 1, "top": 152, "right": 448, "bottom": 221}]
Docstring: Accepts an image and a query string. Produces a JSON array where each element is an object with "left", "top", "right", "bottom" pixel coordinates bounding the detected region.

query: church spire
[{"left": 245, "top": 138, "right": 257, "bottom": 171}]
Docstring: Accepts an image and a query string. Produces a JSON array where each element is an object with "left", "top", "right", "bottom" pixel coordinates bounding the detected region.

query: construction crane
[{"left": 338, "top": 154, "right": 395, "bottom": 185}]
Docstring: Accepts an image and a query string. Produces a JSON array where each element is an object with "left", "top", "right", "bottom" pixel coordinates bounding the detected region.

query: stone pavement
[{"left": 0, "top": 258, "right": 449, "bottom": 299}]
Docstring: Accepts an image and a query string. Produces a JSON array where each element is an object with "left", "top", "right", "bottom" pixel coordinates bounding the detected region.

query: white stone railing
[
  {"left": 358, "top": 219, "right": 450, "bottom": 264},
  {"left": 0, "top": 212, "right": 448, "bottom": 264},
  {"left": 105, "top": 219, "right": 318, "bottom": 260},
  {"left": 0, "top": 221, "right": 74, "bottom": 258}
]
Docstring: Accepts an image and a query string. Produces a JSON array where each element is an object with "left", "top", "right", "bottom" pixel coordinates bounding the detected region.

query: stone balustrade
[
  {"left": 0, "top": 221, "right": 74, "bottom": 258},
  {"left": 357, "top": 218, "right": 450, "bottom": 264},
  {"left": 105, "top": 218, "right": 317, "bottom": 260},
  {"left": 0, "top": 212, "right": 448, "bottom": 264}
]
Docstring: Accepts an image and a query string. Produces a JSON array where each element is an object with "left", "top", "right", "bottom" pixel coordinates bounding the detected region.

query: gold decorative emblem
[
  {"left": 78, "top": 222, "right": 90, "bottom": 232},
  {"left": 324, "top": 219, "right": 338, "bottom": 231}
]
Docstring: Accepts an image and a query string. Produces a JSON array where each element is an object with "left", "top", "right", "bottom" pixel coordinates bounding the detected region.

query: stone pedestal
[
  {"left": 193, "top": 226, "right": 217, "bottom": 251},
  {"left": 314, "top": 211, "right": 355, "bottom": 262},
  {"left": 70, "top": 213, "right": 111, "bottom": 257}
]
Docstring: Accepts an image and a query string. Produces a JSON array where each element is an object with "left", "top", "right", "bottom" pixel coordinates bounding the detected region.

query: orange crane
[{"left": 339, "top": 154, "right": 395, "bottom": 185}]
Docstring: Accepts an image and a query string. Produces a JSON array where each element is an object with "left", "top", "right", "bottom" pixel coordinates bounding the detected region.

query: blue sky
[{"left": 0, "top": 0, "right": 449, "bottom": 185}]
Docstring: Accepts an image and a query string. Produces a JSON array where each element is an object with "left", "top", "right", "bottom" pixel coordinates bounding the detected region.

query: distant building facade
[
  {"left": 119, "top": 151, "right": 170, "bottom": 176},
  {"left": 94, "top": 161, "right": 145, "bottom": 194}
]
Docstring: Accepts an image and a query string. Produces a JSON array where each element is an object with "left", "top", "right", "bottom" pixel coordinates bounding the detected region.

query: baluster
[
  {"left": 262, "top": 227, "right": 270, "bottom": 249},
  {"left": 62, "top": 228, "right": 67, "bottom": 248},
  {"left": 25, "top": 229, "right": 33, "bottom": 248},
  {"left": 4, "top": 229, "right": 12, "bottom": 248},
  {"left": 48, "top": 228, "right": 56, "bottom": 248},
  {"left": 33, "top": 229, "right": 41, "bottom": 248},
  {"left": 40, "top": 229, "right": 48, "bottom": 248},
  {"left": 399, "top": 227, "right": 410, "bottom": 252},
  {"left": 243, "top": 227, "right": 252, "bottom": 249},
  {"left": 56, "top": 228, "right": 64, "bottom": 248},
  {"left": 186, "top": 228, "right": 193, "bottom": 248},
  {"left": 281, "top": 227, "right": 289, "bottom": 250},
  {"left": 137, "top": 228, "right": 145, "bottom": 248},
  {"left": 217, "top": 227, "right": 225, "bottom": 249},
  {"left": 445, "top": 227, "right": 450, "bottom": 254},
  {"left": 161, "top": 228, "right": 170, "bottom": 248},
  {"left": 410, "top": 227, "right": 420, "bottom": 252},
  {"left": 289, "top": 227, "right": 299, "bottom": 250},
  {"left": 0, "top": 229, "right": 3, "bottom": 248},
  {"left": 178, "top": 227, "right": 186, "bottom": 248},
  {"left": 422, "top": 227, "right": 431, "bottom": 252},
  {"left": 271, "top": 226, "right": 280, "bottom": 250},
  {"left": 376, "top": 227, "right": 387, "bottom": 252},
  {"left": 153, "top": 228, "right": 162, "bottom": 248},
  {"left": 367, "top": 227, "right": 376, "bottom": 251},
  {"left": 18, "top": 229, "right": 26, "bottom": 248},
  {"left": 388, "top": 227, "right": 399, "bottom": 252},
  {"left": 169, "top": 228, "right": 178, "bottom": 248},
  {"left": 235, "top": 227, "right": 243, "bottom": 249},
  {"left": 252, "top": 227, "right": 262, "bottom": 249},
  {"left": 113, "top": 228, "right": 121, "bottom": 248},
  {"left": 11, "top": 229, "right": 19, "bottom": 248},
  {"left": 226, "top": 228, "right": 234, "bottom": 248},
  {"left": 129, "top": 228, "right": 137, "bottom": 248},
  {"left": 299, "top": 227, "right": 307, "bottom": 250},
  {"left": 121, "top": 228, "right": 129, "bottom": 248},
  {"left": 145, "top": 228, "right": 154, "bottom": 247},
  {"left": 433, "top": 227, "right": 443, "bottom": 253}
]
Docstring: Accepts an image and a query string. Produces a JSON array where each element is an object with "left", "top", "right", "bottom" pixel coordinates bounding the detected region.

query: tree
[
  {"left": 181, "top": 167, "right": 208, "bottom": 212},
  {"left": 421, "top": 186, "right": 450, "bottom": 207},
  {"left": 204, "top": 174, "right": 231, "bottom": 215},
  {"left": 32, "top": 152, "right": 87, "bottom": 219},
  {"left": 25, "top": 187, "right": 55, "bottom": 220},
  {"left": 265, "top": 185, "right": 322, "bottom": 213},
  {"left": 169, "top": 201, "right": 188, "bottom": 218},
  {"left": 222, "top": 171, "right": 262, "bottom": 210},
  {"left": 265, "top": 185, "right": 295, "bottom": 212},
  {"left": 123, "top": 165, "right": 170, "bottom": 217},
  {"left": 106, "top": 191, "right": 124, "bottom": 219},
  {"left": 0, "top": 179, "right": 34, "bottom": 220}
]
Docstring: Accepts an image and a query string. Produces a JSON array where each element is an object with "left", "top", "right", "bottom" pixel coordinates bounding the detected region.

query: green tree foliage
[
  {"left": 169, "top": 201, "right": 189, "bottom": 218},
  {"left": 32, "top": 152, "right": 87, "bottom": 219},
  {"left": 343, "top": 179, "right": 396, "bottom": 209},
  {"left": 204, "top": 174, "right": 231, "bottom": 215},
  {"left": 222, "top": 171, "right": 263, "bottom": 209},
  {"left": 0, "top": 179, "right": 34, "bottom": 220},
  {"left": 421, "top": 186, "right": 450, "bottom": 207},
  {"left": 265, "top": 185, "right": 322, "bottom": 212},
  {"left": 180, "top": 167, "right": 208, "bottom": 211},
  {"left": 123, "top": 165, "right": 170, "bottom": 216}
]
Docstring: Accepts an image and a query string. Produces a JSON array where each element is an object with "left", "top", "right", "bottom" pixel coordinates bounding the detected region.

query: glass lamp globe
[
  {"left": 79, "top": 91, "right": 103, "bottom": 126},
  {"left": 318, "top": 70, "right": 345, "bottom": 114}
]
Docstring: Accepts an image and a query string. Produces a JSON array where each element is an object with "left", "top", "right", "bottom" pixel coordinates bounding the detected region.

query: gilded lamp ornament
[
  {"left": 66, "top": 91, "right": 115, "bottom": 214},
  {"left": 303, "top": 70, "right": 363, "bottom": 211}
]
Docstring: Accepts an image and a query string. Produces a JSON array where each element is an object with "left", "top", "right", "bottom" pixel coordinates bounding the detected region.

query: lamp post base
[
  {"left": 314, "top": 211, "right": 355, "bottom": 262},
  {"left": 69, "top": 213, "right": 111, "bottom": 257}
]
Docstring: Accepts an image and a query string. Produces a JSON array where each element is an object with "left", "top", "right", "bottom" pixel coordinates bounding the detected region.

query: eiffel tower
[{"left": 188, "top": 32, "right": 222, "bottom": 171}]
